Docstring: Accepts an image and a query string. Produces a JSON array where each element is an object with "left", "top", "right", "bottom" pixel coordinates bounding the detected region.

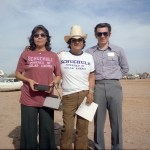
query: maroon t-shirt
[{"left": 16, "top": 50, "right": 61, "bottom": 107}]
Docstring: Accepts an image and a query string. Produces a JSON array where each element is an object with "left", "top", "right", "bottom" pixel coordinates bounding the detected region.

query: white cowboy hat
[{"left": 64, "top": 25, "right": 87, "bottom": 43}]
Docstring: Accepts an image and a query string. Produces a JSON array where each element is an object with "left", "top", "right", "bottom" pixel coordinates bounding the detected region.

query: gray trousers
[{"left": 94, "top": 80, "right": 123, "bottom": 150}]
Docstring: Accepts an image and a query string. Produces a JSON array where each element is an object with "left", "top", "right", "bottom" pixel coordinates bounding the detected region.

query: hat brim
[{"left": 64, "top": 34, "right": 87, "bottom": 43}]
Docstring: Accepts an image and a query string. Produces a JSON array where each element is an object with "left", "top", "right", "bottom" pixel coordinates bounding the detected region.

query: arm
[
  {"left": 119, "top": 49, "right": 129, "bottom": 76},
  {"left": 15, "top": 71, "right": 37, "bottom": 91},
  {"left": 51, "top": 75, "right": 61, "bottom": 88},
  {"left": 50, "top": 53, "right": 62, "bottom": 88},
  {"left": 86, "top": 72, "right": 95, "bottom": 104},
  {"left": 15, "top": 50, "right": 38, "bottom": 91}
]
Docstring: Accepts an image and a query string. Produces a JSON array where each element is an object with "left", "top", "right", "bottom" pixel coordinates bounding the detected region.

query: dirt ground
[{"left": 0, "top": 79, "right": 150, "bottom": 149}]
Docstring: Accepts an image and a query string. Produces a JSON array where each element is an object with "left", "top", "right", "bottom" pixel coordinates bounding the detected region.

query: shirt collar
[
  {"left": 69, "top": 50, "right": 83, "bottom": 56},
  {"left": 96, "top": 43, "right": 112, "bottom": 51}
]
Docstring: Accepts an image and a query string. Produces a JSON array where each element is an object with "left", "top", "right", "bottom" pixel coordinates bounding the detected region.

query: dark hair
[
  {"left": 67, "top": 38, "right": 86, "bottom": 49},
  {"left": 94, "top": 23, "right": 111, "bottom": 34},
  {"left": 29, "top": 25, "right": 51, "bottom": 51}
]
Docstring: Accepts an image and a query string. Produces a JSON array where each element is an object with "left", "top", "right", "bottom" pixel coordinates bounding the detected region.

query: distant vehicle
[
  {"left": 127, "top": 75, "right": 135, "bottom": 79},
  {"left": 0, "top": 77, "right": 23, "bottom": 92},
  {"left": 0, "top": 69, "right": 4, "bottom": 76},
  {"left": 140, "top": 75, "right": 146, "bottom": 79},
  {"left": 122, "top": 76, "right": 127, "bottom": 79}
]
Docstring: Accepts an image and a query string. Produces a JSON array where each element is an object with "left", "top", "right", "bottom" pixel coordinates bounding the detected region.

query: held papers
[
  {"left": 43, "top": 96, "right": 61, "bottom": 110},
  {"left": 75, "top": 97, "right": 98, "bottom": 122}
]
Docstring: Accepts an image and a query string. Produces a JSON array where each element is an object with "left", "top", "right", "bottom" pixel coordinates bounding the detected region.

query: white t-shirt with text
[{"left": 59, "top": 51, "right": 95, "bottom": 95}]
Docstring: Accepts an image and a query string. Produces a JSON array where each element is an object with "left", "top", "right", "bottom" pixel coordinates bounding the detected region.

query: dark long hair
[{"left": 29, "top": 25, "right": 51, "bottom": 51}]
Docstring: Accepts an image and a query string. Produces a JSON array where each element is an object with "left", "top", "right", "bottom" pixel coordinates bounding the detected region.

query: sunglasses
[
  {"left": 96, "top": 32, "right": 109, "bottom": 37},
  {"left": 34, "top": 33, "right": 47, "bottom": 38},
  {"left": 71, "top": 38, "right": 83, "bottom": 43}
]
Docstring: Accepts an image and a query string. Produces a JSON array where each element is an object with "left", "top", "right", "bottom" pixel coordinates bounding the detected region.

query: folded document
[
  {"left": 43, "top": 95, "right": 61, "bottom": 110},
  {"left": 75, "top": 97, "right": 98, "bottom": 122}
]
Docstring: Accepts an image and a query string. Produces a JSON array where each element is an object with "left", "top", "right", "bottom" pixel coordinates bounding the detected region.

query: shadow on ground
[
  {"left": 8, "top": 122, "right": 94, "bottom": 149},
  {"left": 8, "top": 126, "right": 20, "bottom": 149}
]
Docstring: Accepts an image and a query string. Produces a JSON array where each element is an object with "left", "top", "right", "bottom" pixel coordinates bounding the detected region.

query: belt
[{"left": 95, "top": 79, "right": 119, "bottom": 84}]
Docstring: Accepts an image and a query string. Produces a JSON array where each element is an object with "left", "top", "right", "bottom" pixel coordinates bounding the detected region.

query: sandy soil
[{"left": 0, "top": 79, "right": 150, "bottom": 149}]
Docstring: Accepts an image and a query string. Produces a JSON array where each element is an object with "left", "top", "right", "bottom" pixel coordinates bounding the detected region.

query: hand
[
  {"left": 44, "top": 82, "right": 54, "bottom": 93},
  {"left": 28, "top": 79, "right": 38, "bottom": 91},
  {"left": 51, "top": 79, "right": 60, "bottom": 88},
  {"left": 49, "top": 81, "right": 55, "bottom": 87},
  {"left": 86, "top": 93, "right": 94, "bottom": 104},
  {"left": 56, "top": 50, "right": 65, "bottom": 55}
]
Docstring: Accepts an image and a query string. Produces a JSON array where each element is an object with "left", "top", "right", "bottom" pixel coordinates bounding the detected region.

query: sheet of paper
[
  {"left": 75, "top": 97, "right": 98, "bottom": 122},
  {"left": 43, "top": 96, "right": 61, "bottom": 110}
]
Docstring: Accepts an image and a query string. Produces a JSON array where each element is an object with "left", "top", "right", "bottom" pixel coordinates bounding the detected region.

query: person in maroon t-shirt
[{"left": 15, "top": 25, "right": 61, "bottom": 149}]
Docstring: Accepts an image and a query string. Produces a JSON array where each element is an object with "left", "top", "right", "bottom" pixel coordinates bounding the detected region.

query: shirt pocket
[{"left": 107, "top": 55, "right": 118, "bottom": 66}]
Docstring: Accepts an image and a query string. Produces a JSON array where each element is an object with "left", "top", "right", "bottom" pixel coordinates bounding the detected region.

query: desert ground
[{"left": 0, "top": 79, "right": 150, "bottom": 149}]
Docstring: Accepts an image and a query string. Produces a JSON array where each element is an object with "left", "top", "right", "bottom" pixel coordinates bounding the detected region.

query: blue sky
[{"left": 0, "top": 0, "right": 150, "bottom": 74}]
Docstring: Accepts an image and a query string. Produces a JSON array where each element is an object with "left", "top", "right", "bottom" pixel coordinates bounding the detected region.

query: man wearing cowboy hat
[{"left": 58, "top": 25, "right": 95, "bottom": 149}]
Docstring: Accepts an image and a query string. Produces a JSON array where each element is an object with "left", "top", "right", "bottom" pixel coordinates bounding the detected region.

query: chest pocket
[{"left": 107, "top": 53, "right": 118, "bottom": 66}]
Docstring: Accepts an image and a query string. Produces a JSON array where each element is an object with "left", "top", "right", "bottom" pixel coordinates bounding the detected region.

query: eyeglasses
[
  {"left": 34, "top": 33, "right": 47, "bottom": 38},
  {"left": 96, "top": 32, "right": 109, "bottom": 37},
  {"left": 71, "top": 38, "right": 84, "bottom": 43}
]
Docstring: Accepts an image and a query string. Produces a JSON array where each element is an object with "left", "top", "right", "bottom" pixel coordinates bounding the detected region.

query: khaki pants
[{"left": 60, "top": 90, "right": 89, "bottom": 150}]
